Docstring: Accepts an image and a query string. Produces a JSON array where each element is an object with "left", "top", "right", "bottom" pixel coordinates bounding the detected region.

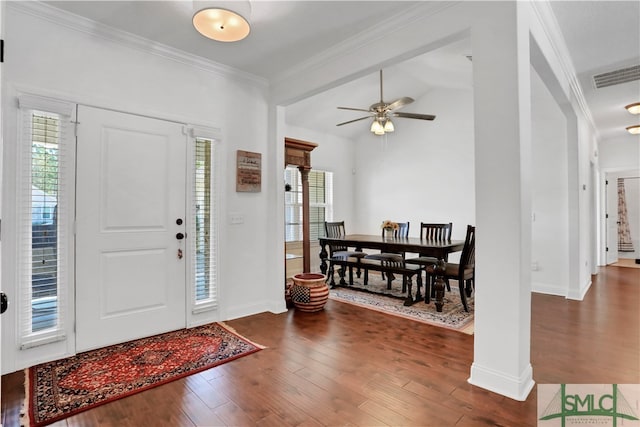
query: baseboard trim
[
  {"left": 468, "top": 362, "right": 535, "bottom": 401},
  {"left": 531, "top": 281, "right": 566, "bottom": 297},
  {"left": 566, "top": 278, "right": 591, "bottom": 300}
]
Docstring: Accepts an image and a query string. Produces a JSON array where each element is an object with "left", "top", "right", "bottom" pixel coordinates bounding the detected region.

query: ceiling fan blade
[
  {"left": 337, "top": 106, "right": 372, "bottom": 112},
  {"left": 393, "top": 112, "right": 436, "bottom": 121},
  {"left": 336, "top": 116, "right": 372, "bottom": 126},
  {"left": 387, "top": 97, "right": 414, "bottom": 111}
]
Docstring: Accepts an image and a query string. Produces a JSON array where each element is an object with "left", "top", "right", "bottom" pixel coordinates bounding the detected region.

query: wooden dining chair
[
  {"left": 427, "top": 224, "right": 475, "bottom": 312},
  {"left": 405, "top": 222, "right": 453, "bottom": 289},
  {"left": 324, "top": 221, "right": 368, "bottom": 285},
  {"left": 364, "top": 221, "right": 410, "bottom": 288}
]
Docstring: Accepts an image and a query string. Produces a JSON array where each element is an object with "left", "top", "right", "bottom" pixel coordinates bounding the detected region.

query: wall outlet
[{"left": 531, "top": 261, "right": 539, "bottom": 271}]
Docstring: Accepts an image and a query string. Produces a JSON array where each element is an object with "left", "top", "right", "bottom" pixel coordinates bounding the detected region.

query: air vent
[{"left": 593, "top": 65, "right": 640, "bottom": 88}]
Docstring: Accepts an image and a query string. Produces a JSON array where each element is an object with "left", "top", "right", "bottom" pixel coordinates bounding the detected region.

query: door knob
[
  {"left": 176, "top": 233, "right": 185, "bottom": 240},
  {"left": 1, "top": 292, "right": 8, "bottom": 314}
]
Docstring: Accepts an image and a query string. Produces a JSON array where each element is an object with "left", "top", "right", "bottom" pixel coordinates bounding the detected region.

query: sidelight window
[
  {"left": 190, "top": 136, "right": 218, "bottom": 311},
  {"left": 17, "top": 96, "right": 74, "bottom": 349}
]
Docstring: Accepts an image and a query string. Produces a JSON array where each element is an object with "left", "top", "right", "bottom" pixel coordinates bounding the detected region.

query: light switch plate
[{"left": 229, "top": 213, "right": 244, "bottom": 224}]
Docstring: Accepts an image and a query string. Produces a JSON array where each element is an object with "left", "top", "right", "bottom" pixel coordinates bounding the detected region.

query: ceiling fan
[{"left": 336, "top": 70, "right": 436, "bottom": 135}]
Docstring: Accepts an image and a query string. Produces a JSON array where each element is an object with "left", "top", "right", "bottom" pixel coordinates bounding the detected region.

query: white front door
[
  {"left": 75, "top": 106, "right": 187, "bottom": 352},
  {"left": 606, "top": 175, "right": 619, "bottom": 265}
]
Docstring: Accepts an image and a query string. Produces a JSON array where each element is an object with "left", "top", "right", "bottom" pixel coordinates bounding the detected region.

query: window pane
[
  {"left": 194, "top": 138, "right": 214, "bottom": 302},
  {"left": 284, "top": 167, "right": 331, "bottom": 242},
  {"left": 31, "top": 113, "right": 60, "bottom": 332}
]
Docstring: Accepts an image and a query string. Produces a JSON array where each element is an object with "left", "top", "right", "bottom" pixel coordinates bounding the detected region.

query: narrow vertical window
[
  {"left": 18, "top": 104, "right": 71, "bottom": 348},
  {"left": 31, "top": 114, "right": 60, "bottom": 331},
  {"left": 191, "top": 137, "right": 217, "bottom": 310}
]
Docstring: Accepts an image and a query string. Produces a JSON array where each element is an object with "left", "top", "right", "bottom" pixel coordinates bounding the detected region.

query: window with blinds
[
  {"left": 284, "top": 166, "right": 333, "bottom": 242},
  {"left": 191, "top": 137, "right": 217, "bottom": 311},
  {"left": 19, "top": 108, "right": 70, "bottom": 348}
]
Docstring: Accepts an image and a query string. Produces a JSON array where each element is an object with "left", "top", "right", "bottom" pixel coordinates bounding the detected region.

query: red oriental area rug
[{"left": 22, "top": 322, "right": 264, "bottom": 427}]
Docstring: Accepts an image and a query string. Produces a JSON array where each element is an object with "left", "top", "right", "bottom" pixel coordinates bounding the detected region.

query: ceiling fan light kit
[
  {"left": 193, "top": 1, "right": 251, "bottom": 42},
  {"left": 337, "top": 70, "right": 436, "bottom": 136}
]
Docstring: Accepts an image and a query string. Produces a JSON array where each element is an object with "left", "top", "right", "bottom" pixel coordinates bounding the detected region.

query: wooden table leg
[
  {"left": 319, "top": 244, "right": 328, "bottom": 276},
  {"left": 433, "top": 260, "right": 446, "bottom": 312}
]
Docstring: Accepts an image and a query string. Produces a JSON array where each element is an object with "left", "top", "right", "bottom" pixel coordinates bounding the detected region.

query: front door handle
[
  {"left": 1, "top": 292, "right": 8, "bottom": 314},
  {"left": 176, "top": 233, "right": 185, "bottom": 240}
]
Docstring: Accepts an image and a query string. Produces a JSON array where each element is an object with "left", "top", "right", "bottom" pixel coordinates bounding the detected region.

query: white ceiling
[{"left": 41, "top": 1, "right": 640, "bottom": 143}]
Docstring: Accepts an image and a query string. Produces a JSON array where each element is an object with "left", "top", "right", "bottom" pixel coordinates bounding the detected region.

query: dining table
[{"left": 318, "top": 234, "right": 465, "bottom": 311}]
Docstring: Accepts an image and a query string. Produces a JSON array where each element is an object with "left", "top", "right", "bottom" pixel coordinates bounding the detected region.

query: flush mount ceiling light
[
  {"left": 625, "top": 102, "right": 640, "bottom": 114},
  {"left": 193, "top": 1, "right": 251, "bottom": 42},
  {"left": 626, "top": 125, "right": 640, "bottom": 135}
]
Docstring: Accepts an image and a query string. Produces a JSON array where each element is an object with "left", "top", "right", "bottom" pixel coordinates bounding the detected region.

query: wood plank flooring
[{"left": 2, "top": 266, "right": 639, "bottom": 426}]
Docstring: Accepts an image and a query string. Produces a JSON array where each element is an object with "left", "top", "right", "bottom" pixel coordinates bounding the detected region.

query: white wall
[
  {"left": 1, "top": 4, "right": 278, "bottom": 373},
  {"left": 599, "top": 137, "right": 640, "bottom": 170},
  {"left": 597, "top": 137, "right": 639, "bottom": 264},
  {"left": 353, "top": 86, "right": 475, "bottom": 249},
  {"left": 530, "top": 67, "right": 569, "bottom": 295},
  {"left": 284, "top": 125, "right": 356, "bottom": 228}
]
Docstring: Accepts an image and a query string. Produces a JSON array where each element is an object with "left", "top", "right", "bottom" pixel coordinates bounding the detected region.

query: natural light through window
[
  {"left": 19, "top": 105, "right": 70, "bottom": 348},
  {"left": 284, "top": 166, "right": 333, "bottom": 242},
  {"left": 192, "top": 137, "right": 218, "bottom": 309}
]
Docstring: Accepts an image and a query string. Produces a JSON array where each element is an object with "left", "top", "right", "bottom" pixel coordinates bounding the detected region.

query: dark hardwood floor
[{"left": 2, "top": 266, "right": 639, "bottom": 426}]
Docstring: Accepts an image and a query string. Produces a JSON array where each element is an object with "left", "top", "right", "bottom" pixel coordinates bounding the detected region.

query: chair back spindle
[
  {"left": 419, "top": 222, "right": 453, "bottom": 241},
  {"left": 381, "top": 222, "right": 410, "bottom": 239},
  {"left": 325, "top": 221, "right": 349, "bottom": 254}
]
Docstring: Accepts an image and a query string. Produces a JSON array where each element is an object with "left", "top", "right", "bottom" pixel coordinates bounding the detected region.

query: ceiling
[{"left": 41, "top": 1, "right": 640, "bottom": 143}]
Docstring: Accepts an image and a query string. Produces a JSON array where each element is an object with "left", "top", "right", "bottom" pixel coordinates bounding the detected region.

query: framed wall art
[{"left": 236, "top": 150, "right": 261, "bottom": 192}]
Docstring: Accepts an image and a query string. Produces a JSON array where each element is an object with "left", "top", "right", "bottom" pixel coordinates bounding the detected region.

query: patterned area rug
[
  {"left": 329, "top": 273, "right": 474, "bottom": 334},
  {"left": 22, "top": 322, "right": 264, "bottom": 427}
]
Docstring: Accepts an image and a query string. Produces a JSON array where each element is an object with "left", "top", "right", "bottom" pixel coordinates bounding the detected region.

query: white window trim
[
  {"left": 186, "top": 126, "right": 221, "bottom": 315},
  {"left": 17, "top": 94, "right": 76, "bottom": 349}
]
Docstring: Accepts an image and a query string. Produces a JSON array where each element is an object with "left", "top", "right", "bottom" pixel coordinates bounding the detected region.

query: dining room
[
  {"left": 283, "top": 37, "right": 572, "bottom": 297},
  {"left": 281, "top": 19, "right": 583, "bottom": 401}
]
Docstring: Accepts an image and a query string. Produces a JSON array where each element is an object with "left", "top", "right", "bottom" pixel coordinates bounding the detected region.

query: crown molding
[
  {"left": 530, "top": 1, "right": 599, "bottom": 140},
  {"left": 271, "top": 1, "right": 460, "bottom": 88},
  {"left": 8, "top": 1, "right": 268, "bottom": 89}
]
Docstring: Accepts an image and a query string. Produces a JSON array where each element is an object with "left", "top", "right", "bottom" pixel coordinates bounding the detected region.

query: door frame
[
  {"left": 599, "top": 167, "right": 640, "bottom": 266},
  {"left": 1, "top": 87, "right": 224, "bottom": 373},
  {"left": 0, "top": 0, "right": 6, "bottom": 402}
]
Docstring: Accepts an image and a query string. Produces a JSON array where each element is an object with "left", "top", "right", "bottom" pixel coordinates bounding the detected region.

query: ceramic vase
[
  {"left": 290, "top": 273, "right": 329, "bottom": 312},
  {"left": 383, "top": 228, "right": 394, "bottom": 239}
]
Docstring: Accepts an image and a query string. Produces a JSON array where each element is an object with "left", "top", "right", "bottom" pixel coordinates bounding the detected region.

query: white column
[{"left": 468, "top": 2, "right": 535, "bottom": 401}]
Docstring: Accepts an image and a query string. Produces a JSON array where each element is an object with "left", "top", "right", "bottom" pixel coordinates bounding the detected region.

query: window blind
[
  {"left": 18, "top": 102, "right": 72, "bottom": 348},
  {"left": 191, "top": 137, "right": 218, "bottom": 312}
]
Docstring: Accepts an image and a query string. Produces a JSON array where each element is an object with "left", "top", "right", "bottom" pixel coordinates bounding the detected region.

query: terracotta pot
[{"left": 290, "top": 273, "right": 329, "bottom": 312}]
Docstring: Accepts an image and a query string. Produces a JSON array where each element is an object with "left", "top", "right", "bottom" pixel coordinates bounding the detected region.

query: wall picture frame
[{"left": 236, "top": 150, "right": 262, "bottom": 192}]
